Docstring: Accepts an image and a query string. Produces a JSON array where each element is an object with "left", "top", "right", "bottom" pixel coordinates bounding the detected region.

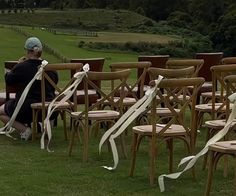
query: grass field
[
  {"left": 74, "top": 31, "right": 178, "bottom": 43},
  {"left": 0, "top": 26, "right": 235, "bottom": 195}
]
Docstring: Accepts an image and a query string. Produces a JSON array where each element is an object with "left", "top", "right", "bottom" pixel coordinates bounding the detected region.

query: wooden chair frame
[
  {"left": 31, "top": 63, "right": 83, "bottom": 140},
  {"left": 110, "top": 62, "right": 151, "bottom": 99},
  {"left": 129, "top": 77, "right": 204, "bottom": 185},
  {"left": 166, "top": 59, "right": 204, "bottom": 77},
  {"left": 69, "top": 69, "right": 131, "bottom": 162}
]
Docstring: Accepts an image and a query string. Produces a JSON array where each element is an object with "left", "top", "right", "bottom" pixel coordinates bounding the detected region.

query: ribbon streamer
[
  {"left": 99, "top": 75, "right": 163, "bottom": 170},
  {"left": 158, "top": 92, "right": 236, "bottom": 192},
  {"left": 41, "top": 64, "right": 89, "bottom": 151},
  {"left": 0, "top": 60, "right": 48, "bottom": 138}
]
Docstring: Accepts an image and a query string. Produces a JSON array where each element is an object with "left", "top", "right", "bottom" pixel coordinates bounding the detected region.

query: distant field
[
  {"left": 76, "top": 31, "right": 178, "bottom": 43},
  {"left": 0, "top": 26, "right": 141, "bottom": 87}
]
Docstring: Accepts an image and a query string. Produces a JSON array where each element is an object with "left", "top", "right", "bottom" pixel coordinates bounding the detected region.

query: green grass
[{"left": 0, "top": 124, "right": 235, "bottom": 195}]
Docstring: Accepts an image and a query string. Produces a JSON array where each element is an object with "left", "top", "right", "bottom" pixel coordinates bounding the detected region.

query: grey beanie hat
[{"left": 24, "top": 37, "right": 43, "bottom": 51}]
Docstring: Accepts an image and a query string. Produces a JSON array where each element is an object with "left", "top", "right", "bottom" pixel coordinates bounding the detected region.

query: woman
[{"left": 0, "top": 37, "right": 58, "bottom": 140}]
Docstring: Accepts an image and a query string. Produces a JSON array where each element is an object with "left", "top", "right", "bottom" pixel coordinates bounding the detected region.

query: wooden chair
[
  {"left": 195, "top": 64, "right": 236, "bottom": 133},
  {"left": 202, "top": 74, "right": 236, "bottom": 170},
  {"left": 222, "top": 57, "right": 236, "bottom": 64},
  {"left": 166, "top": 59, "right": 204, "bottom": 77},
  {"left": 31, "top": 63, "right": 83, "bottom": 141},
  {"left": 140, "top": 66, "right": 195, "bottom": 124},
  {"left": 195, "top": 52, "right": 223, "bottom": 104},
  {"left": 70, "top": 58, "right": 105, "bottom": 105},
  {"left": 69, "top": 69, "right": 131, "bottom": 162},
  {"left": 129, "top": 77, "right": 204, "bottom": 185},
  {"left": 110, "top": 61, "right": 151, "bottom": 104},
  {"left": 205, "top": 140, "right": 236, "bottom": 196},
  {"left": 138, "top": 55, "right": 169, "bottom": 86}
]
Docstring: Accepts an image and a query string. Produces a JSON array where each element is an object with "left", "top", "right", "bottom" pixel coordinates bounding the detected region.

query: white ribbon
[
  {"left": 158, "top": 92, "right": 236, "bottom": 192},
  {"left": 41, "top": 64, "right": 90, "bottom": 152},
  {"left": 0, "top": 60, "right": 48, "bottom": 139},
  {"left": 99, "top": 75, "right": 163, "bottom": 170}
]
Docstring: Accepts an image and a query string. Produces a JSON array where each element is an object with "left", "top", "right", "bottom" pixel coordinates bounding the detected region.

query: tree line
[{"left": 1, "top": 0, "right": 236, "bottom": 55}]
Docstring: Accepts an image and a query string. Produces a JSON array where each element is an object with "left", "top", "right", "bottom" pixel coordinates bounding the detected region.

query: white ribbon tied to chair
[
  {"left": 99, "top": 75, "right": 163, "bottom": 170},
  {"left": 41, "top": 63, "right": 90, "bottom": 152},
  {"left": 0, "top": 60, "right": 48, "bottom": 138},
  {"left": 158, "top": 92, "right": 236, "bottom": 192}
]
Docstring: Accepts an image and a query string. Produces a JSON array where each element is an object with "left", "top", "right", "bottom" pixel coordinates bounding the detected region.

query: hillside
[
  {"left": 0, "top": 9, "right": 155, "bottom": 31},
  {"left": 0, "top": 9, "right": 212, "bottom": 58}
]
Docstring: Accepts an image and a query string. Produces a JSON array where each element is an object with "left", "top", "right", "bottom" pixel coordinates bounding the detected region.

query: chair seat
[
  {"left": 209, "top": 140, "right": 236, "bottom": 154},
  {"left": 205, "top": 119, "right": 236, "bottom": 130},
  {"left": 31, "top": 101, "right": 73, "bottom": 109},
  {"left": 71, "top": 110, "right": 120, "bottom": 121},
  {"left": 199, "top": 82, "right": 212, "bottom": 93},
  {"left": 195, "top": 102, "right": 232, "bottom": 112},
  {"left": 147, "top": 107, "right": 180, "bottom": 116},
  {"left": 133, "top": 124, "right": 187, "bottom": 137},
  {"left": 201, "top": 91, "right": 225, "bottom": 98},
  {"left": 100, "top": 97, "right": 137, "bottom": 107}
]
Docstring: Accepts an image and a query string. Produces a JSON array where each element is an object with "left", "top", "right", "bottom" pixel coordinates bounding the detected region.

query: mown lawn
[{"left": 0, "top": 122, "right": 235, "bottom": 195}]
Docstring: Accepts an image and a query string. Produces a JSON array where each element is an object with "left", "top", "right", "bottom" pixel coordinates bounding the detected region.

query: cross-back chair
[
  {"left": 69, "top": 69, "right": 131, "bottom": 162},
  {"left": 202, "top": 74, "right": 236, "bottom": 171},
  {"left": 195, "top": 52, "right": 223, "bottom": 104},
  {"left": 109, "top": 61, "right": 151, "bottom": 108},
  {"left": 166, "top": 59, "right": 204, "bottom": 77},
  {"left": 70, "top": 58, "right": 105, "bottom": 105},
  {"left": 138, "top": 55, "right": 170, "bottom": 86},
  {"left": 205, "top": 140, "right": 236, "bottom": 196},
  {"left": 195, "top": 64, "right": 236, "bottom": 135},
  {"left": 129, "top": 77, "right": 204, "bottom": 185},
  {"left": 31, "top": 63, "right": 83, "bottom": 141},
  {"left": 222, "top": 57, "right": 236, "bottom": 64},
  {"left": 140, "top": 66, "right": 195, "bottom": 124}
]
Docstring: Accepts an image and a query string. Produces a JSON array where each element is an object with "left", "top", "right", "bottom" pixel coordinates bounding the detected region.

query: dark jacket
[{"left": 4, "top": 59, "right": 58, "bottom": 124}]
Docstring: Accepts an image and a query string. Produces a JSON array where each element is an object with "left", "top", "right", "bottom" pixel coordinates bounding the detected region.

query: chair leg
[
  {"left": 205, "top": 150, "right": 215, "bottom": 196},
  {"left": 149, "top": 135, "right": 157, "bottom": 186},
  {"left": 202, "top": 129, "right": 211, "bottom": 170},
  {"left": 68, "top": 120, "right": 76, "bottom": 156},
  {"left": 83, "top": 125, "right": 89, "bottom": 162},
  {"left": 129, "top": 133, "right": 138, "bottom": 177},
  {"left": 223, "top": 155, "right": 228, "bottom": 178},
  {"left": 234, "top": 158, "right": 236, "bottom": 196},
  {"left": 61, "top": 111, "right": 67, "bottom": 140},
  {"left": 32, "top": 109, "right": 36, "bottom": 141},
  {"left": 120, "top": 132, "right": 128, "bottom": 159}
]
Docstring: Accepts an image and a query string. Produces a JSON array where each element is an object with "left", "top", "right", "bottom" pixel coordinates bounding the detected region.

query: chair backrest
[
  {"left": 148, "top": 66, "right": 195, "bottom": 80},
  {"left": 4, "top": 61, "right": 19, "bottom": 100},
  {"left": 80, "top": 69, "right": 131, "bottom": 118},
  {"left": 149, "top": 77, "right": 204, "bottom": 147},
  {"left": 110, "top": 61, "right": 151, "bottom": 99},
  {"left": 223, "top": 74, "right": 236, "bottom": 119},
  {"left": 41, "top": 63, "right": 83, "bottom": 124},
  {"left": 138, "top": 55, "right": 169, "bottom": 85},
  {"left": 222, "top": 57, "right": 236, "bottom": 64},
  {"left": 70, "top": 58, "right": 105, "bottom": 90},
  {"left": 210, "top": 64, "right": 236, "bottom": 118},
  {"left": 195, "top": 52, "right": 223, "bottom": 81},
  {"left": 166, "top": 59, "right": 204, "bottom": 77}
]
